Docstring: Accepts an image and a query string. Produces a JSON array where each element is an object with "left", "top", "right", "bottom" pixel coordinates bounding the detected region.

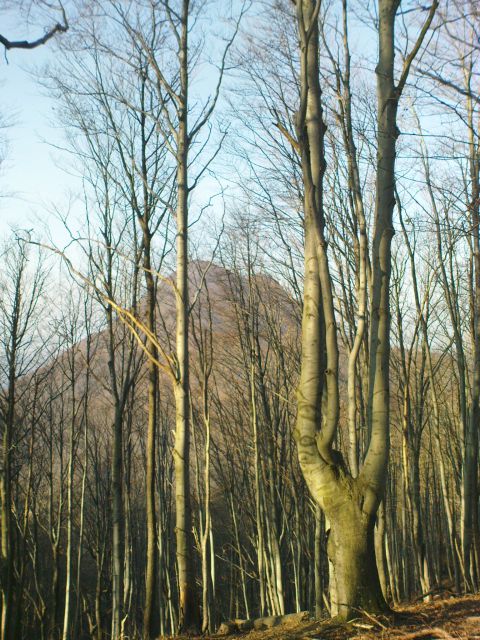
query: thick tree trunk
[{"left": 328, "top": 501, "right": 386, "bottom": 618}]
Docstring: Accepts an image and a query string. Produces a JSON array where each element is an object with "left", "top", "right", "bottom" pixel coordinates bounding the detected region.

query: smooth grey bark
[
  {"left": 294, "top": 0, "right": 437, "bottom": 619},
  {"left": 294, "top": 0, "right": 386, "bottom": 618},
  {"left": 173, "top": 3, "right": 197, "bottom": 623}
]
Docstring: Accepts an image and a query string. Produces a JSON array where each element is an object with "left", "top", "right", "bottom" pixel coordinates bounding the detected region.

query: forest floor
[{"left": 200, "top": 595, "right": 480, "bottom": 640}]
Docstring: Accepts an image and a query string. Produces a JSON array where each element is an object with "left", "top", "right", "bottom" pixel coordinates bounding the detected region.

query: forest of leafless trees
[{"left": 0, "top": 0, "right": 479, "bottom": 638}]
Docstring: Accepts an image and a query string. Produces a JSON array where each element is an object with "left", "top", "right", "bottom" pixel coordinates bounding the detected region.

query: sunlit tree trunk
[
  {"left": 294, "top": 0, "right": 436, "bottom": 619},
  {"left": 463, "top": 85, "right": 480, "bottom": 589},
  {"left": 173, "top": 2, "right": 197, "bottom": 631},
  {"left": 62, "top": 335, "right": 78, "bottom": 640}
]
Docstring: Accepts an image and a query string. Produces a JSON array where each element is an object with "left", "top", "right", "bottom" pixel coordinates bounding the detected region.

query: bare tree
[
  {"left": 293, "top": 0, "right": 437, "bottom": 618},
  {"left": 0, "top": 239, "right": 49, "bottom": 640}
]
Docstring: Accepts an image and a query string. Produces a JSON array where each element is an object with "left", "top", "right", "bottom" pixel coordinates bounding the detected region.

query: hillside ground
[{"left": 197, "top": 595, "right": 480, "bottom": 640}]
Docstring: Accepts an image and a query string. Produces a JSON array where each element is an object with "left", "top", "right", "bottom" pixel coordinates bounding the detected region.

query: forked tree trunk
[
  {"left": 294, "top": 0, "right": 436, "bottom": 619},
  {"left": 294, "top": 0, "right": 385, "bottom": 619}
]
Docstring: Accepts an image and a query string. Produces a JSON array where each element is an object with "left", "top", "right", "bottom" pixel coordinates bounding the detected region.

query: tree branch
[
  {"left": 274, "top": 120, "right": 300, "bottom": 152},
  {"left": 396, "top": 0, "right": 438, "bottom": 98},
  {"left": 0, "top": 8, "right": 68, "bottom": 52}
]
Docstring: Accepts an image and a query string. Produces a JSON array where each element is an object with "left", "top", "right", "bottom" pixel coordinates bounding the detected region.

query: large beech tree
[{"left": 293, "top": 0, "right": 437, "bottom": 619}]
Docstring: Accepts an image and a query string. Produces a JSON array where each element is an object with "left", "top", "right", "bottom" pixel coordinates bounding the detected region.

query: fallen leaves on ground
[{"left": 191, "top": 595, "right": 480, "bottom": 640}]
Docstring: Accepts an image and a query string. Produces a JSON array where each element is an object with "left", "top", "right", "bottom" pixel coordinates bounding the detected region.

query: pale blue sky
[
  {"left": 0, "top": 2, "right": 237, "bottom": 250},
  {"left": 0, "top": 2, "right": 469, "bottom": 251},
  {"left": 0, "top": 11, "right": 77, "bottom": 244}
]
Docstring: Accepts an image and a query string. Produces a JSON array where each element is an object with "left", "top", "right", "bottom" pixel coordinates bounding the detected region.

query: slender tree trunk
[
  {"left": 62, "top": 372, "right": 76, "bottom": 640},
  {"left": 314, "top": 506, "right": 323, "bottom": 618},
  {"left": 201, "top": 391, "right": 212, "bottom": 633},
  {"left": 463, "top": 90, "right": 480, "bottom": 590},
  {"left": 142, "top": 235, "right": 159, "bottom": 640},
  {"left": 74, "top": 406, "right": 88, "bottom": 639},
  {"left": 174, "top": 3, "right": 197, "bottom": 630},
  {"left": 1, "top": 388, "right": 13, "bottom": 640},
  {"left": 111, "top": 407, "right": 125, "bottom": 640},
  {"left": 0, "top": 275, "right": 21, "bottom": 640}
]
